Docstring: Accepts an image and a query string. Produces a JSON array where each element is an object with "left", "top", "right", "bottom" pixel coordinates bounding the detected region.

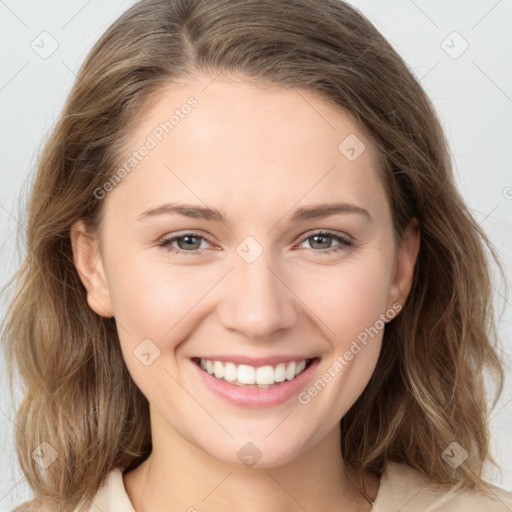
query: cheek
[
  {"left": 293, "top": 257, "right": 393, "bottom": 341},
  {"left": 106, "top": 255, "right": 221, "bottom": 348},
  {"left": 109, "top": 270, "right": 182, "bottom": 334},
  {"left": 107, "top": 260, "right": 207, "bottom": 397},
  {"left": 292, "top": 261, "right": 392, "bottom": 414}
]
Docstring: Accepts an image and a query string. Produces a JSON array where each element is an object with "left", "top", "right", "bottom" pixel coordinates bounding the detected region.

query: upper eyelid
[{"left": 299, "top": 229, "right": 352, "bottom": 242}]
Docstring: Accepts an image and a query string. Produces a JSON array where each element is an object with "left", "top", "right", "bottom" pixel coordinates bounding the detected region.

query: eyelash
[{"left": 157, "top": 230, "right": 352, "bottom": 256}]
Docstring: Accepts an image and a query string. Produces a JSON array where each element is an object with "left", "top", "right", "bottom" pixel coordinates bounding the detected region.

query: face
[{"left": 72, "top": 75, "right": 419, "bottom": 469}]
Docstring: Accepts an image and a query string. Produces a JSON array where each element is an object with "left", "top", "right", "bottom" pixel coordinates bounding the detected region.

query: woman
[{"left": 2, "top": 0, "right": 511, "bottom": 510}]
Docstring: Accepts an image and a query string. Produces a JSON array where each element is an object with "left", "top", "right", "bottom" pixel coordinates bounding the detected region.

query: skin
[{"left": 72, "top": 74, "right": 420, "bottom": 512}]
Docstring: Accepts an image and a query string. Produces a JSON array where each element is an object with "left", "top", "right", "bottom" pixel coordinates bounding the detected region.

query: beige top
[{"left": 86, "top": 462, "right": 512, "bottom": 511}]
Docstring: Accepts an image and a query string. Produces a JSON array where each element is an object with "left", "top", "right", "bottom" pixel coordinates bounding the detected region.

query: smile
[{"left": 192, "top": 357, "right": 316, "bottom": 388}]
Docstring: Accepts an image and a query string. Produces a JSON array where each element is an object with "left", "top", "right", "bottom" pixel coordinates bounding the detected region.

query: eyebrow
[{"left": 136, "top": 201, "right": 371, "bottom": 223}]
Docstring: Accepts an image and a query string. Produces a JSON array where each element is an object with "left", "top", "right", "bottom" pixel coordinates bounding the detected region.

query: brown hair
[{"left": 1, "top": 0, "right": 505, "bottom": 510}]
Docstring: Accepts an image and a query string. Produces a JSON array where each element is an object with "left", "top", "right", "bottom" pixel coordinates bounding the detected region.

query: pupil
[
  {"left": 313, "top": 234, "right": 330, "bottom": 249},
  {"left": 180, "top": 236, "right": 200, "bottom": 250}
]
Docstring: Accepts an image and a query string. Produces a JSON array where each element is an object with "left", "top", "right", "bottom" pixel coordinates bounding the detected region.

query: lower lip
[{"left": 191, "top": 357, "right": 320, "bottom": 408}]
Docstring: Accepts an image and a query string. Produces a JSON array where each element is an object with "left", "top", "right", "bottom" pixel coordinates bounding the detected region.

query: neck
[{"left": 123, "top": 407, "right": 378, "bottom": 512}]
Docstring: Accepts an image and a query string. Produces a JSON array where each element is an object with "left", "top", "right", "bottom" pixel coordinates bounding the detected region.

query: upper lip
[{"left": 193, "top": 355, "right": 318, "bottom": 367}]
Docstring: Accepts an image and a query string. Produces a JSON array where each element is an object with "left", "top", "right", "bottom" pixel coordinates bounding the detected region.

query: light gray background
[{"left": 1, "top": 0, "right": 511, "bottom": 509}]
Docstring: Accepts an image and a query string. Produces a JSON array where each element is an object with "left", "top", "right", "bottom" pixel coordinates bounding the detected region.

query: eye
[
  {"left": 158, "top": 232, "right": 213, "bottom": 255},
  {"left": 157, "top": 230, "right": 352, "bottom": 257},
  {"left": 297, "top": 230, "right": 352, "bottom": 255}
]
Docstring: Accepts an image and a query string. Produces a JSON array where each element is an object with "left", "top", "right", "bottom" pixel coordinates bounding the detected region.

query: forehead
[{"left": 104, "top": 77, "right": 387, "bottom": 226}]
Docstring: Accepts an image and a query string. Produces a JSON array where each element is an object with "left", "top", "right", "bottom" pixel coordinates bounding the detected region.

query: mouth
[
  {"left": 191, "top": 356, "right": 319, "bottom": 389},
  {"left": 190, "top": 355, "right": 322, "bottom": 408}
]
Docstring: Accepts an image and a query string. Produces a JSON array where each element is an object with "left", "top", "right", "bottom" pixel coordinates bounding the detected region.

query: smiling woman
[{"left": 1, "top": 0, "right": 511, "bottom": 511}]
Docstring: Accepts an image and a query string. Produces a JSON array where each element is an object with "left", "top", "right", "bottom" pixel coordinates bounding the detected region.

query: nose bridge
[{"left": 218, "top": 239, "right": 298, "bottom": 339}]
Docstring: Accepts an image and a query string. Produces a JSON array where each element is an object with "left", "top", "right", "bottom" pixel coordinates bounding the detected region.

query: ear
[
  {"left": 387, "top": 218, "right": 420, "bottom": 311},
  {"left": 70, "top": 220, "right": 114, "bottom": 318}
]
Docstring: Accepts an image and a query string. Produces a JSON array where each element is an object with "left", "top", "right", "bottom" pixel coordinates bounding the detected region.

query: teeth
[
  {"left": 237, "top": 364, "right": 256, "bottom": 384},
  {"left": 198, "top": 357, "right": 311, "bottom": 387},
  {"left": 213, "top": 361, "right": 224, "bottom": 379},
  {"left": 224, "top": 362, "right": 237, "bottom": 381},
  {"left": 256, "top": 365, "right": 274, "bottom": 385},
  {"left": 286, "top": 361, "right": 296, "bottom": 380},
  {"left": 296, "top": 360, "right": 306, "bottom": 374},
  {"left": 274, "top": 363, "right": 286, "bottom": 383}
]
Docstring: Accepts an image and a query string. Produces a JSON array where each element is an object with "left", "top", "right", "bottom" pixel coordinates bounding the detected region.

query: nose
[{"left": 217, "top": 250, "right": 299, "bottom": 340}]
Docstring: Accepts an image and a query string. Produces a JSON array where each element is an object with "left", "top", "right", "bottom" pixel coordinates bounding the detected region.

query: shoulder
[
  {"left": 81, "top": 467, "right": 135, "bottom": 512},
  {"left": 373, "top": 461, "right": 512, "bottom": 512}
]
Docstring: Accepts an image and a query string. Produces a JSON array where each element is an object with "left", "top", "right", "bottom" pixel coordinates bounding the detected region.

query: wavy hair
[{"left": 1, "top": 0, "right": 505, "bottom": 509}]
